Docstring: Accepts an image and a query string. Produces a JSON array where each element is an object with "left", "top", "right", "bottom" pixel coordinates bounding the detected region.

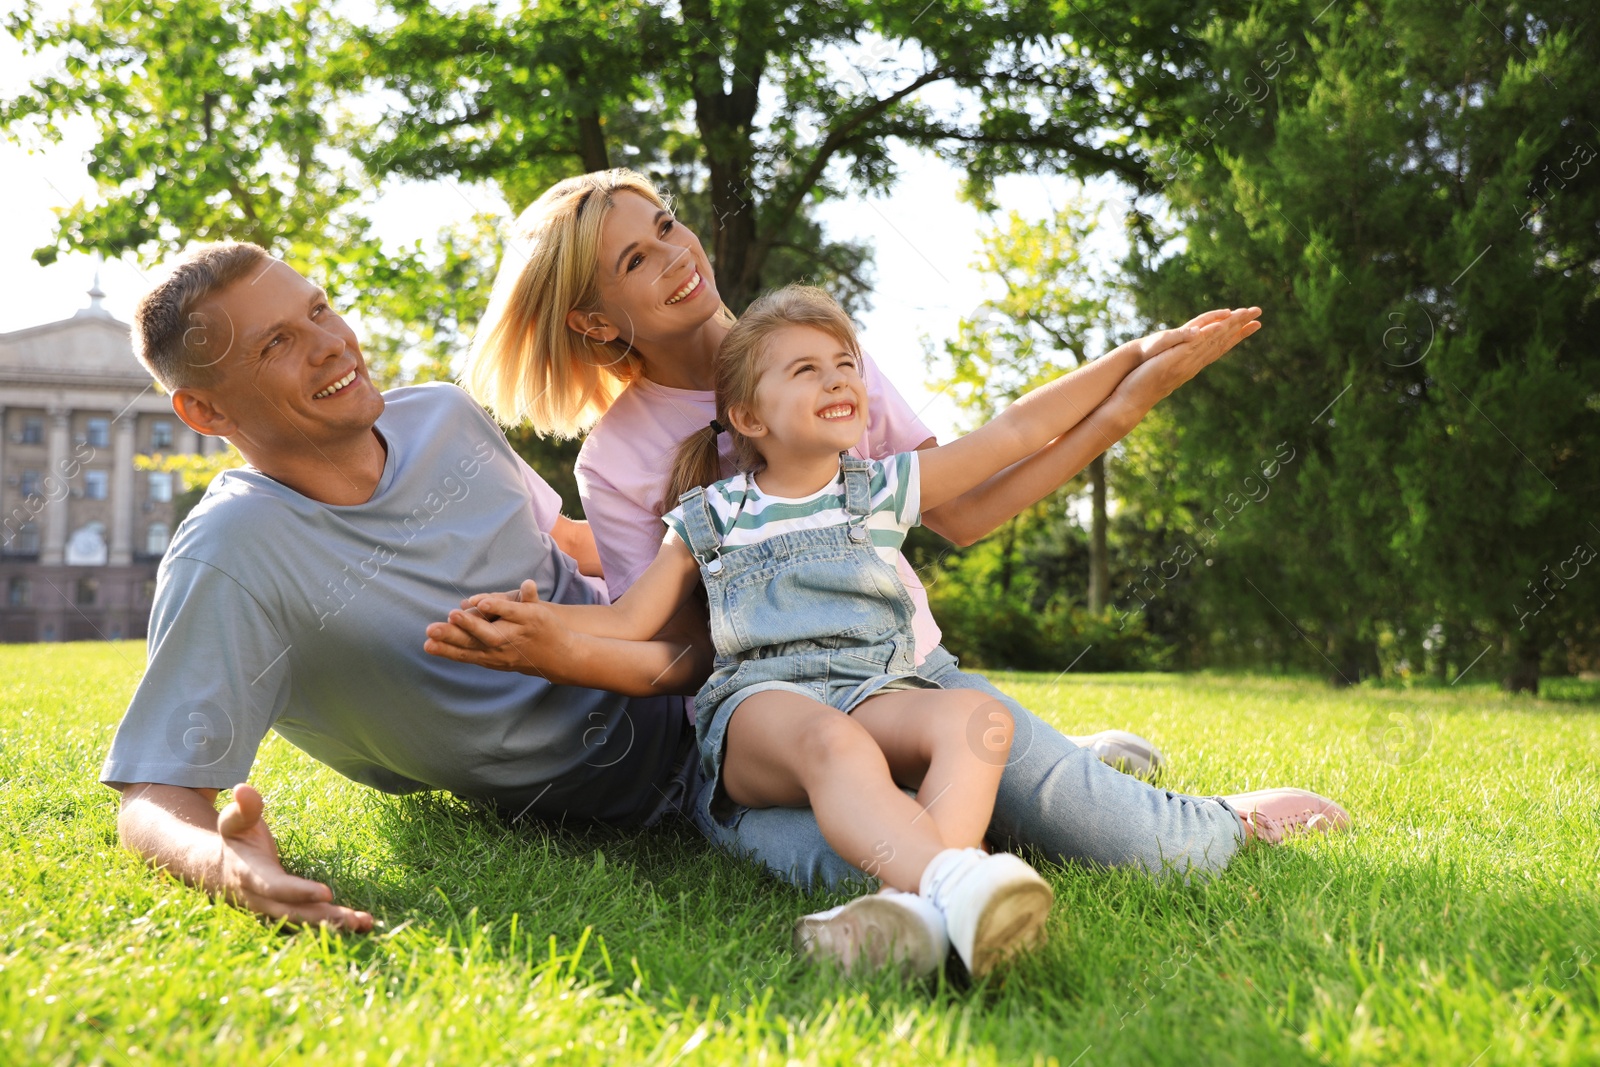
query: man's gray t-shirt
[{"left": 100, "top": 382, "right": 686, "bottom": 825}]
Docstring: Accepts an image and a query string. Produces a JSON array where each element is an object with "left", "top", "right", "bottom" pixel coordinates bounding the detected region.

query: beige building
[{"left": 0, "top": 280, "right": 219, "bottom": 642}]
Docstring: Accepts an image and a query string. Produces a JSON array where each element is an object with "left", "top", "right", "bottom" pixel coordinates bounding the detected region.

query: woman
[{"left": 435, "top": 169, "right": 1349, "bottom": 963}]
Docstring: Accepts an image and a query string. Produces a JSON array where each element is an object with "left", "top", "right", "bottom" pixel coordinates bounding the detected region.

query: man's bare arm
[{"left": 117, "top": 781, "right": 374, "bottom": 931}]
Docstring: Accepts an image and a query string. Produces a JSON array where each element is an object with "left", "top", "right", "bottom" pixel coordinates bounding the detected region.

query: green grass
[{"left": 3, "top": 643, "right": 1598, "bottom": 1066}]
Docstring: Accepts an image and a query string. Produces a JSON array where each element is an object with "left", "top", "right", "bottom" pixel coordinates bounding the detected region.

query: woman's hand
[
  {"left": 1113, "top": 306, "right": 1262, "bottom": 411},
  {"left": 1103, "top": 308, "right": 1236, "bottom": 367}
]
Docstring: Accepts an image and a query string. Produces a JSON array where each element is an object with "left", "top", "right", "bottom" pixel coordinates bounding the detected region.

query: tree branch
[{"left": 766, "top": 67, "right": 952, "bottom": 234}]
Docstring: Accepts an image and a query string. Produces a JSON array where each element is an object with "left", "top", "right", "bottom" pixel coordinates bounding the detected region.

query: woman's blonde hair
[
  {"left": 465, "top": 168, "right": 665, "bottom": 436},
  {"left": 662, "top": 285, "right": 861, "bottom": 511}
]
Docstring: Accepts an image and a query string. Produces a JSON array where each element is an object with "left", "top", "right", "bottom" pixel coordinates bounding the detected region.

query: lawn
[{"left": 3, "top": 643, "right": 1597, "bottom": 1066}]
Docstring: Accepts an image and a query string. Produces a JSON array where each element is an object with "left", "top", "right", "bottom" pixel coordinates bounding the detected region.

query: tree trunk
[
  {"left": 1088, "top": 453, "right": 1108, "bottom": 613},
  {"left": 683, "top": 0, "right": 765, "bottom": 311},
  {"left": 998, "top": 516, "right": 1016, "bottom": 595},
  {"left": 575, "top": 111, "right": 609, "bottom": 173},
  {"left": 1503, "top": 632, "right": 1541, "bottom": 694},
  {"left": 1328, "top": 629, "right": 1379, "bottom": 687},
  {"left": 705, "top": 154, "right": 761, "bottom": 309},
  {"left": 1432, "top": 619, "right": 1449, "bottom": 683}
]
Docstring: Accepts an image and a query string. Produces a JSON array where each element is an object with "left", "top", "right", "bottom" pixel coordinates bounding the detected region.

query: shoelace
[
  {"left": 1245, "top": 808, "right": 1334, "bottom": 845},
  {"left": 920, "top": 848, "right": 987, "bottom": 906}
]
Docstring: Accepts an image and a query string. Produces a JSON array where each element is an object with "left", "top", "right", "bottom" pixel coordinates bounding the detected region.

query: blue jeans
[{"left": 684, "top": 644, "right": 1245, "bottom": 890}]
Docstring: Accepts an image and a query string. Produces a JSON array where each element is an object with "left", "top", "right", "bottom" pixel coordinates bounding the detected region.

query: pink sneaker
[{"left": 1223, "top": 788, "right": 1352, "bottom": 845}]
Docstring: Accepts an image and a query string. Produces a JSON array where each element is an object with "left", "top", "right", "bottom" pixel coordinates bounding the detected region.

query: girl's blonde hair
[
  {"left": 661, "top": 285, "right": 861, "bottom": 512},
  {"left": 465, "top": 168, "right": 665, "bottom": 436}
]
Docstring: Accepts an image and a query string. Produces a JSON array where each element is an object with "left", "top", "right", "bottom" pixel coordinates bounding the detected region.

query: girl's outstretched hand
[
  {"left": 1107, "top": 307, "right": 1237, "bottom": 366},
  {"left": 425, "top": 580, "right": 568, "bottom": 676},
  {"left": 1120, "top": 306, "right": 1262, "bottom": 407}
]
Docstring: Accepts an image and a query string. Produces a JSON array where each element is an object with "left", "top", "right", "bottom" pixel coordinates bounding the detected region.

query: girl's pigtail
[{"left": 660, "top": 425, "right": 724, "bottom": 515}]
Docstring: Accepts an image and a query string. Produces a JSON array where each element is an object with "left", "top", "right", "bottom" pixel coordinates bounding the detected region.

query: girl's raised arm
[{"left": 916, "top": 306, "right": 1261, "bottom": 514}]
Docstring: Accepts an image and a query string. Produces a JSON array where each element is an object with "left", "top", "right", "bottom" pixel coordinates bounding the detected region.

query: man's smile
[{"left": 313, "top": 369, "right": 358, "bottom": 399}]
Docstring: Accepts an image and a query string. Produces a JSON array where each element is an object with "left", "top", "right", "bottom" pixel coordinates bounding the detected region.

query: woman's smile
[{"left": 665, "top": 269, "right": 704, "bottom": 305}]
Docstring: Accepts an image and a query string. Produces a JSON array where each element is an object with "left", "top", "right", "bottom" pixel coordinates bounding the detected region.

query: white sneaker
[
  {"left": 920, "top": 849, "right": 1054, "bottom": 978},
  {"left": 793, "top": 887, "right": 949, "bottom": 976},
  {"left": 1066, "top": 729, "right": 1166, "bottom": 778}
]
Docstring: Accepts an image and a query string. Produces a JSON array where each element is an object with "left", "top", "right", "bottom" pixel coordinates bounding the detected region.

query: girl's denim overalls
[{"left": 676, "top": 455, "right": 938, "bottom": 821}]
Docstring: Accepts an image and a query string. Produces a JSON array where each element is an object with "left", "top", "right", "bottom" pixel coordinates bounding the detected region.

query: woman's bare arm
[{"left": 919, "top": 308, "right": 1261, "bottom": 531}]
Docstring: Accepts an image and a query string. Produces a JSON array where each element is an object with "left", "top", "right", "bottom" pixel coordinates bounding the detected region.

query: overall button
[
  {"left": 706, "top": 557, "right": 723, "bottom": 574},
  {"left": 848, "top": 525, "right": 869, "bottom": 543}
]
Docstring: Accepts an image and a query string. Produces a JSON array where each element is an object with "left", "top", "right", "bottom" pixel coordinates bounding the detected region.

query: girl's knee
[
  {"left": 934, "top": 689, "right": 1014, "bottom": 758},
  {"left": 800, "top": 710, "right": 877, "bottom": 768}
]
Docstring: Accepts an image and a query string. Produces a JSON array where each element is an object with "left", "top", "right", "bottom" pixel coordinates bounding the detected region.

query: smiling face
[
  {"left": 581, "top": 191, "right": 722, "bottom": 351},
  {"left": 180, "top": 259, "right": 384, "bottom": 460},
  {"left": 738, "top": 325, "right": 868, "bottom": 462}
]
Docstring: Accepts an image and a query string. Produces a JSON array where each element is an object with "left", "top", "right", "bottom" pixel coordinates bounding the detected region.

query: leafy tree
[
  {"left": 5, "top": 0, "right": 1205, "bottom": 359},
  {"left": 1123, "top": 0, "right": 1600, "bottom": 690},
  {"left": 930, "top": 198, "right": 1118, "bottom": 611},
  {"left": 350, "top": 0, "right": 1188, "bottom": 310},
  {"left": 4, "top": 0, "right": 376, "bottom": 278}
]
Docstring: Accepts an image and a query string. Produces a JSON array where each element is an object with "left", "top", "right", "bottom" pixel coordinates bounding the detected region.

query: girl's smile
[{"left": 742, "top": 325, "right": 868, "bottom": 460}]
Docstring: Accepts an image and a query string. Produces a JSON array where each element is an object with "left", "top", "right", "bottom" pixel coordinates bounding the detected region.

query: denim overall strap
[
  {"left": 675, "top": 486, "right": 723, "bottom": 567},
  {"left": 838, "top": 455, "right": 873, "bottom": 542}
]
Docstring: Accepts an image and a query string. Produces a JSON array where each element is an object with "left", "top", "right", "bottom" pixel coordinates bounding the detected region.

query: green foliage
[
  {"left": 5, "top": 0, "right": 1187, "bottom": 319},
  {"left": 7, "top": 645, "right": 1600, "bottom": 1063},
  {"left": 136, "top": 445, "right": 246, "bottom": 525},
  {"left": 356, "top": 213, "right": 504, "bottom": 388},
  {"left": 931, "top": 199, "right": 1114, "bottom": 421},
  {"left": 1121, "top": 0, "right": 1600, "bottom": 691}
]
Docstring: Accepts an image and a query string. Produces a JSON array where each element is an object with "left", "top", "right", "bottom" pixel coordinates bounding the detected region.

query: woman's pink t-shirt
[{"left": 575, "top": 353, "right": 944, "bottom": 664}]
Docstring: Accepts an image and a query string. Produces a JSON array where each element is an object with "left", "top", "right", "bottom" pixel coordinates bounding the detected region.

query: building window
[
  {"left": 76, "top": 578, "right": 98, "bottom": 606},
  {"left": 11, "top": 523, "right": 39, "bottom": 555},
  {"left": 146, "top": 522, "right": 170, "bottom": 555},
  {"left": 86, "top": 418, "right": 111, "bottom": 449},
  {"left": 7, "top": 577, "right": 27, "bottom": 607},
  {"left": 21, "top": 417, "right": 44, "bottom": 445},
  {"left": 84, "top": 469, "right": 109, "bottom": 500},
  {"left": 148, "top": 471, "right": 173, "bottom": 502},
  {"left": 20, "top": 470, "right": 41, "bottom": 498},
  {"left": 151, "top": 420, "right": 174, "bottom": 450}
]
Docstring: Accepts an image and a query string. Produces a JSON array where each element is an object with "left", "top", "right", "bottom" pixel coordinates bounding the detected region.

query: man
[
  {"left": 103, "top": 242, "right": 712, "bottom": 931},
  {"left": 103, "top": 242, "right": 1344, "bottom": 954}
]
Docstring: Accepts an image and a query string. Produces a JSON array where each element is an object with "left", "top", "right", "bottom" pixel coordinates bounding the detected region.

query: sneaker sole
[
  {"left": 967, "top": 879, "right": 1055, "bottom": 978},
  {"left": 1069, "top": 730, "right": 1165, "bottom": 778},
  {"left": 793, "top": 897, "right": 941, "bottom": 976}
]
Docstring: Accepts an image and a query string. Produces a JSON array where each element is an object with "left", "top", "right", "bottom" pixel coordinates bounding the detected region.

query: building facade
[{"left": 0, "top": 282, "right": 218, "bottom": 642}]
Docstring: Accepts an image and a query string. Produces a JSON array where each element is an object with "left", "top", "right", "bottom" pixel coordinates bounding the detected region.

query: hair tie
[{"left": 709, "top": 418, "right": 726, "bottom": 436}]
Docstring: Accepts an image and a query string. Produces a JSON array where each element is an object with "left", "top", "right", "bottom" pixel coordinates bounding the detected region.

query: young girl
[{"left": 493, "top": 285, "right": 1256, "bottom": 978}]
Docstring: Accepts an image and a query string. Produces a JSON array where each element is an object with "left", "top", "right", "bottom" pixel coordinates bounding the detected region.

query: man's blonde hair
[
  {"left": 132, "top": 241, "right": 272, "bottom": 390},
  {"left": 465, "top": 169, "right": 679, "bottom": 437}
]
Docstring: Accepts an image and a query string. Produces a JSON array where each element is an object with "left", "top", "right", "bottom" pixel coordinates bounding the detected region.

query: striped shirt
[{"left": 663, "top": 452, "right": 921, "bottom": 565}]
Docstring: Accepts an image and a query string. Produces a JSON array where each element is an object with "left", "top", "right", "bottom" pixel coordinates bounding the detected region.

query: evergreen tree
[{"left": 1124, "top": 0, "right": 1600, "bottom": 690}]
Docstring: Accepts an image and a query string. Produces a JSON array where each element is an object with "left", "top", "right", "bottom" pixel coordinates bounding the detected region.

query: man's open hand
[{"left": 216, "top": 783, "right": 373, "bottom": 932}]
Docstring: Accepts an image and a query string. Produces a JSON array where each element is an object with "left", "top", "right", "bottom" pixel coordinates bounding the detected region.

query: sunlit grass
[{"left": 3, "top": 644, "right": 1597, "bottom": 1065}]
